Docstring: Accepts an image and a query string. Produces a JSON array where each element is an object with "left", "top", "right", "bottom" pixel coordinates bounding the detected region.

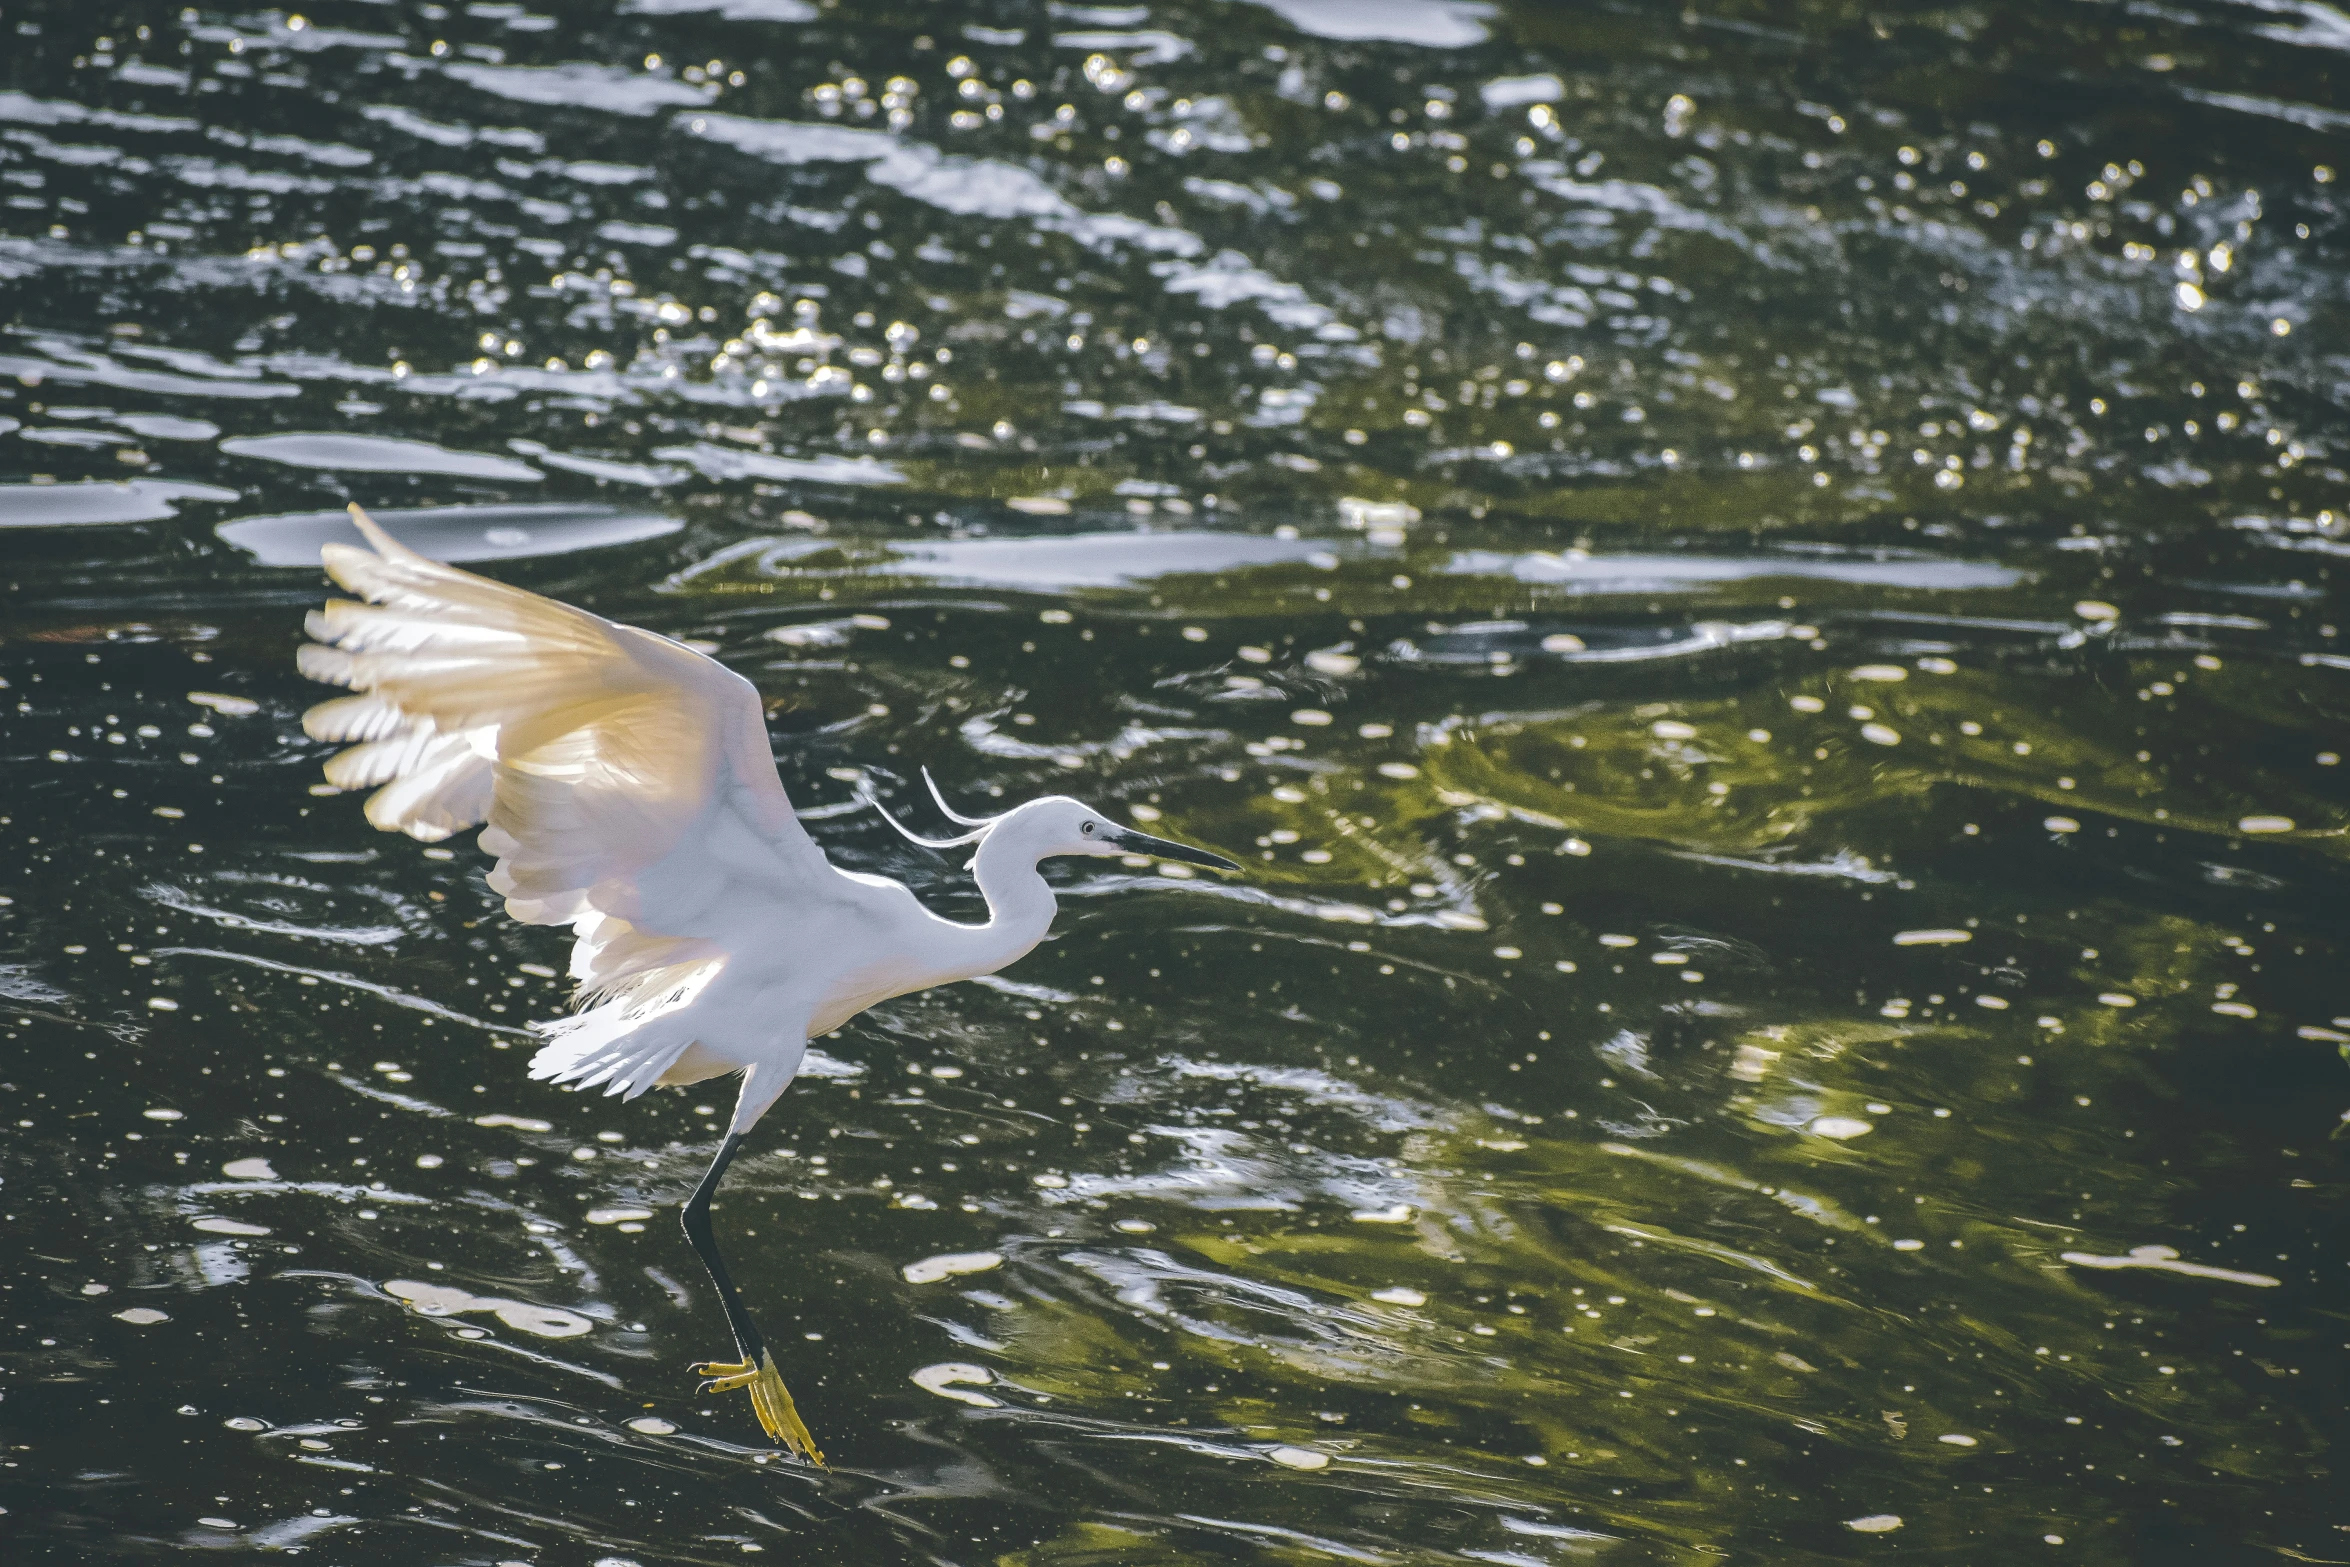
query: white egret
[{"left": 296, "top": 505, "right": 1238, "bottom": 1463}]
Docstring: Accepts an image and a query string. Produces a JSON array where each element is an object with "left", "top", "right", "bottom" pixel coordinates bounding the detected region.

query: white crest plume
[
  {"left": 923, "top": 766, "right": 996, "bottom": 826},
  {"left": 865, "top": 769, "right": 1001, "bottom": 849}
]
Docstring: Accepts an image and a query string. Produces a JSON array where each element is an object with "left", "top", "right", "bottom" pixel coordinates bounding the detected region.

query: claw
[
  {"left": 687, "top": 1351, "right": 825, "bottom": 1466},
  {"left": 692, "top": 1357, "right": 753, "bottom": 1380}
]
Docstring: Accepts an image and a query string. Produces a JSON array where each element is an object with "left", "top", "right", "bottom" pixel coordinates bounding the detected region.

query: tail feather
[
  {"left": 526, "top": 951, "right": 724, "bottom": 1099},
  {"left": 528, "top": 1008, "right": 695, "bottom": 1099}
]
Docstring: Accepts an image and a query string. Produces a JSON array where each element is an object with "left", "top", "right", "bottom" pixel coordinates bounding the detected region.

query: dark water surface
[{"left": 4, "top": 0, "right": 2348, "bottom": 1559}]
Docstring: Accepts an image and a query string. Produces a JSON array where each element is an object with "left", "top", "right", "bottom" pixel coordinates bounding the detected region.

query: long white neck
[{"left": 954, "top": 824, "right": 1057, "bottom": 976}]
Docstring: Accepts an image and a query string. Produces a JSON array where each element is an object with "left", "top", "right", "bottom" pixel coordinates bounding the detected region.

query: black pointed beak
[{"left": 1111, "top": 825, "right": 1242, "bottom": 873}]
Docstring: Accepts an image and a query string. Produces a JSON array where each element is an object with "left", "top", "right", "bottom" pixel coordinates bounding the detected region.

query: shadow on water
[{"left": 1, "top": 0, "right": 2346, "bottom": 1560}]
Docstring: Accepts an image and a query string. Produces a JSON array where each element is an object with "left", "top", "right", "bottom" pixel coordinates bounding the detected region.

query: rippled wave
[{"left": 3, "top": 0, "right": 2345, "bottom": 1561}]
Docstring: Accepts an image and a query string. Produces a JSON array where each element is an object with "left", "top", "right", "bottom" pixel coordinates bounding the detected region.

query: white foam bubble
[
  {"left": 2060, "top": 1244, "right": 2279, "bottom": 1288},
  {"left": 911, "top": 1362, "right": 1001, "bottom": 1407},
  {"left": 902, "top": 1250, "right": 1004, "bottom": 1284},
  {"left": 1809, "top": 1116, "right": 1875, "bottom": 1140},
  {"left": 382, "top": 1279, "right": 592, "bottom": 1337}
]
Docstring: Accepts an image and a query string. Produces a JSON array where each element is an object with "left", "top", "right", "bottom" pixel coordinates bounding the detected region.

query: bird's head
[
  {"left": 1002, "top": 795, "right": 1241, "bottom": 870},
  {"left": 870, "top": 771, "right": 1240, "bottom": 873}
]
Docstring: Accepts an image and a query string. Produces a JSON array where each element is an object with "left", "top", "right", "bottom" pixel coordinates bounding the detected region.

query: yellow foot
[{"left": 690, "top": 1353, "right": 825, "bottom": 1466}]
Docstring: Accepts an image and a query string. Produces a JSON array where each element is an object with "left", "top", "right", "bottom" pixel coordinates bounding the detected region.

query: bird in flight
[{"left": 296, "top": 505, "right": 1238, "bottom": 1463}]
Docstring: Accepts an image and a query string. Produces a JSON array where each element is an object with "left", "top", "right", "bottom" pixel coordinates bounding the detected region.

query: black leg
[
  {"left": 678, "top": 1129, "right": 824, "bottom": 1463},
  {"left": 680, "top": 1132, "right": 766, "bottom": 1366}
]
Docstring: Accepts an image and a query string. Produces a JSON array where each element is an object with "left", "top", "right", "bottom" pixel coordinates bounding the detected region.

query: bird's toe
[
  {"left": 698, "top": 1368, "right": 760, "bottom": 1393},
  {"left": 745, "top": 1355, "right": 825, "bottom": 1467}
]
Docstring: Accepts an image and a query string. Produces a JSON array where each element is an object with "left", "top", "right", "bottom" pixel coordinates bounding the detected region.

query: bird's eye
[{"left": 1081, "top": 821, "right": 1095, "bottom": 834}]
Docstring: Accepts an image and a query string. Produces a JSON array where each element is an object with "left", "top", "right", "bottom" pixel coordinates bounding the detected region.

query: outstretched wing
[{"left": 297, "top": 505, "right": 831, "bottom": 1033}]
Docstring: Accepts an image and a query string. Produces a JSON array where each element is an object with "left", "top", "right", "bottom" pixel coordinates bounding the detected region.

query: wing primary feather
[{"left": 298, "top": 504, "right": 837, "bottom": 1090}]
